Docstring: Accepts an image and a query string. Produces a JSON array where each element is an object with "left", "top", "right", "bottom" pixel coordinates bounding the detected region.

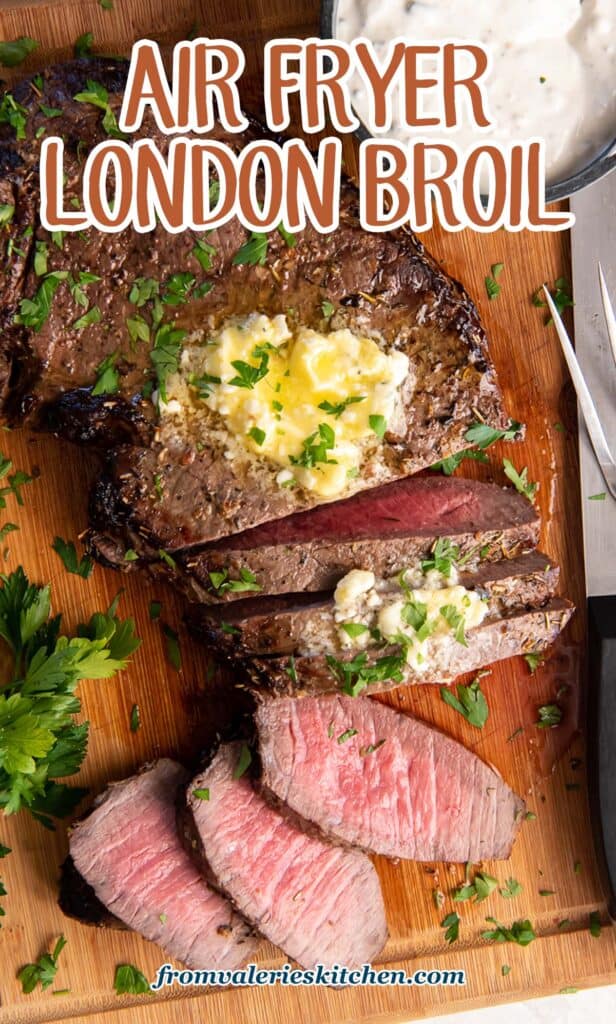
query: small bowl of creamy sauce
[{"left": 329, "top": 0, "right": 616, "bottom": 199}]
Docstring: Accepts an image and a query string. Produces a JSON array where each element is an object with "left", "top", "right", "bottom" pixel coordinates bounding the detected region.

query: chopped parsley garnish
[
  {"left": 0, "top": 523, "right": 18, "bottom": 544},
  {"left": 73, "top": 305, "right": 102, "bottom": 331},
  {"left": 74, "top": 32, "right": 94, "bottom": 59},
  {"left": 318, "top": 396, "right": 365, "bottom": 419},
  {"left": 73, "top": 79, "right": 125, "bottom": 139},
  {"left": 149, "top": 600, "right": 161, "bottom": 622},
  {"left": 129, "top": 704, "right": 140, "bottom": 732},
  {"left": 162, "top": 624, "right": 181, "bottom": 671},
  {"left": 33, "top": 241, "right": 48, "bottom": 276},
  {"left": 533, "top": 277, "right": 574, "bottom": 325},
  {"left": 68, "top": 271, "right": 100, "bottom": 308},
  {"left": 588, "top": 492, "right": 606, "bottom": 501},
  {"left": 162, "top": 272, "right": 196, "bottom": 306},
  {"left": 440, "top": 605, "right": 467, "bottom": 645},
  {"left": 481, "top": 917, "right": 535, "bottom": 947},
  {"left": 188, "top": 371, "right": 222, "bottom": 399},
  {"left": 524, "top": 651, "right": 543, "bottom": 673},
  {"left": 503, "top": 458, "right": 538, "bottom": 502},
  {"left": 129, "top": 277, "right": 159, "bottom": 306},
  {"left": 232, "top": 232, "right": 268, "bottom": 267},
  {"left": 431, "top": 418, "right": 521, "bottom": 475},
  {"left": 441, "top": 912, "right": 460, "bottom": 944},
  {"left": 326, "top": 651, "right": 406, "bottom": 697},
  {"left": 0, "top": 452, "right": 33, "bottom": 510},
  {"left": 485, "top": 262, "right": 504, "bottom": 300},
  {"left": 123, "top": 549, "right": 138, "bottom": 562},
  {"left": 233, "top": 743, "right": 252, "bottom": 779},
  {"left": 368, "top": 414, "right": 387, "bottom": 439},
  {"left": 337, "top": 728, "right": 358, "bottom": 744},
  {"left": 113, "top": 963, "right": 151, "bottom": 996},
  {"left": 453, "top": 871, "right": 497, "bottom": 903},
  {"left": 285, "top": 655, "right": 298, "bottom": 683},
  {"left": 0, "top": 569, "right": 139, "bottom": 824},
  {"left": 440, "top": 677, "right": 488, "bottom": 729},
  {"left": 421, "top": 537, "right": 459, "bottom": 577},
  {"left": 100, "top": 0, "right": 114, "bottom": 10},
  {"left": 340, "top": 622, "right": 370, "bottom": 639},
  {"left": 290, "top": 423, "right": 337, "bottom": 469},
  {"left": 158, "top": 549, "right": 177, "bottom": 570},
  {"left": 192, "top": 238, "right": 216, "bottom": 272},
  {"left": 248, "top": 426, "right": 266, "bottom": 446},
  {"left": 536, "top": 703, "right": 563, "bottom": 729},
  {"left": 193, "top": 788, "right": 210, "bottom": 801},
  {"left": 151, "top": 323, "right": 187, "bottom": 403},
  {"left": 0, "top": 204, "right": 15, "bottom": 225},
  {"left": 277, "top": 223, "right": 296, "bottom": 247},
  {"left": 589, "top": 911, "right": 601, "bottom": 938},
  {"left": 500, "top": 877, "right": 523, "bottom": 899},
  {"left": 92, "top": 352, "right": 119, "bottom": 396},
  {"left": 229, "top": 351, "right": 270, "bottom": 390},
  {"left": 359, "top": 739, "right": 386, "bottom": 757},
  {"left": 52, "top": 537, "right": 94, "bottom": 579},
  {"left": 18, "top": 936, "right": 67, "bottom": 994},
  {"left": 0, "top": 37, "right": 38, "bottom": 68},
  {"left": 15, "top": 271, "right": 68, "bottom": 332},
  {"left": 126, "top": 315, "right": 150, "bottom": 344},
  {"left": 321, "top": 299, "right": 335, "bottom": 318},
  {"left": 208, "top": 568, "right": 261, "bottom": 594},
  {"left": 0, "top": 93, "right": 28, "bottom": 141}
]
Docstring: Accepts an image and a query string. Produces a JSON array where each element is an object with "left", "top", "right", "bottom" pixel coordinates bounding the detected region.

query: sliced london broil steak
[
  {"left": 66, "top": 759, "right": 257, "bottom": 969},
  {"left": 0, "top": 61, "right": 510, "bottom": 554},
  {"left": 132, "top": 476, "right": 540, "bottom": 604},
  {"left": 183, "top": 742, "right": 388, "bottom": 969},
  {"left": 257, "top": 694, "right": 525, "bottom": 862}
]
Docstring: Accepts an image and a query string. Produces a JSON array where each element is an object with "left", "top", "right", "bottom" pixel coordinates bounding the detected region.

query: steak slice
[
  {"left": 183, "top": 742, "right": 388, "bottom": 969},
  {"left": 244, "top": 598, "right": 574, "bottom": 696},
  {"left": 256, "top": 694, "right": 525, "bottom": 862},
  {"left": 67, "top": 759, "right": 257, "bottom": 969},
  {"left": 191, "top": 551, "right": 561, "bottom": 657},
  {"left": 130, "top": 476, "right": 540, "bottom": 604}
]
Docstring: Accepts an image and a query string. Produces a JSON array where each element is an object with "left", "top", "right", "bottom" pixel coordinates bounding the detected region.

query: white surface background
[{"left": 421, "top": 984, "right": 616, "bottom": 1023}]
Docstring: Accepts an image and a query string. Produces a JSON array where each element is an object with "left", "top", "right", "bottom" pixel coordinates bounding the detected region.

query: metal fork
[{"left": 543, "top": 265, "right": 616, "bottom": 500}]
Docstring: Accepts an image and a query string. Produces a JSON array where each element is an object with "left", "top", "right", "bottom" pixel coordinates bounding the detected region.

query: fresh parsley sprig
[{"left": 0, "top": 568, "right": 140, "bottom": 825}]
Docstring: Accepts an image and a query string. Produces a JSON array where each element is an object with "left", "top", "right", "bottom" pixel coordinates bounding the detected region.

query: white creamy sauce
[{"left": 335, "top": 0, "right": 616, "bottom": 184}]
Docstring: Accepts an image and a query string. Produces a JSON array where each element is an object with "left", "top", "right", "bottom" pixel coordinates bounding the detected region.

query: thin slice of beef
[
  {"left": 256, "top": 694, "right": 525, "bottom": 862},
  {"left": 67, "top": 759, "right": 257, "bottom": 969},
  {"left": 183, "top": 742, "right": 388, "bottom": 969},
  {"left": 191, "top": 551, "right": 561, "bottom": 657},
  {"left": 245, "top": 598, "right": 574, "bottom": 696},
  {"left": 119, "top": 476, "right": 540, "bottom": 604}
]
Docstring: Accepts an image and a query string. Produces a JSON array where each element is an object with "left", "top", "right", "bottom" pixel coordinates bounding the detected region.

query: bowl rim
[{"left": 319, "top": 0, "right": 616, "bottom": 204}]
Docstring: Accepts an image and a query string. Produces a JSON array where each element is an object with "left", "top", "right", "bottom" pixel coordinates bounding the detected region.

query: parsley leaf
[
  {"left": 208, "top": 568, "right": 261, "bottom": 594},
  {"left": 192, "top": 238, "right": 216, "bottom": 272},
  {"left": 0, "top": 204, "right": 15, "bottom": 226},
  {"left": 533, "top": 277, "right": 574, "bottom": 325},
  {"left": 440, "top": 678, "right": 489, "bottom": 729},
  {"left": 92, "top": 352, "right": 119, "bottom": 396},
  {"left": 485, "top": 263, "right": 504, "bottom": 301},
  {"left": 503, "top": 458, "right": 538, "bottom": 502},
  {"left": 0, "top": 93, "right": 28, "bottom": 141},
  {"left": 14, "top": 272, "right": 68, "bottom": 332},
  {"left": 233, "top": 232, "right": 268, "bottom": 267},
  {"left": 162, "top": 624, "right": 181, "bottom": 671},
  {"left": 229, "top": 351, "right": 269, "bottom": 390},
  {"left": 369, "top": 414, "right": 387, "bottom": 439},
  {"left": 74, "top": 80, "right": 124, "bottom": 139},
  {"left": 481, "top": 917, "right": 535, "bottom": 946},
  {"left": 500, "top": 878, "right": 523, "bottom": 899},
  {"left": 162, "top": 272, "right": 195, "bottom": 306},
  {"left": 441, "top": 912, "right": 460, "bottom": 944},
  {"left": 290, "top": 423, "right": 337, "bottom": 469},
  {"left": 421, "top": 537, "right": 459, "bottom": 577},
  {"left": 524, "top": 651, "right": 543, "bottom": 673},
  {"left": 321, "top": 299, "right": 335, "bottom": 318},
  {"left": 193, "top": 787, "right": 210, "bottom": 801},
  {"left": 536, "top": 703, "right": 563, "bottom": 729},
  {"left": 318, "top": 396, "right": 365, "bottom": 418},
  {"left": 326, "top": 650, "right": 406, "bottom": 697},
  {"left": 113, "top": 963, "right": 151, "bottom": 996},
  {"left": 233, "top": 743, "right": 252, "bottom": 779},
  {"left": 0, "top": 37, "right": 38, "bottom": 68},
  {"left": 74, "top": 32, "right": 94, "bottom": 59},
  {"left": 18, "top": 935, "right": 66, "bottom": 994},
  {"left": 52, "top": 538, "right": 94, "bottom": 579},
  {"left": 151, "top": 323, "right": 187, "bottom": 403},
  {"left": 73, "top": 305, "right": 102, "bottom": 331},
  {"left": 453, "top": 871, "right": 498, "bottom": 903}
]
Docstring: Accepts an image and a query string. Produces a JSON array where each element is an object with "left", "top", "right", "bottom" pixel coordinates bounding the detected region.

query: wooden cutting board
[{"left": 0, "top": 2, "right": 615, "bottom": 1022}]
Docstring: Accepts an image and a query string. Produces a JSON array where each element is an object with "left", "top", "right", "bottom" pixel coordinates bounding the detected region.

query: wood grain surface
[{"left": 0, "top": 2, "right": 615, "bottom": 1023}]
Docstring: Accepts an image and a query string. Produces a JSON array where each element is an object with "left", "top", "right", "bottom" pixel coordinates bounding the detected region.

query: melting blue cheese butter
[
  {"left": 163, "top": 314, "right": 409, "bottom": 498},
  {"left": 334, "top": 566, "right": 489, "bottom": 671}
]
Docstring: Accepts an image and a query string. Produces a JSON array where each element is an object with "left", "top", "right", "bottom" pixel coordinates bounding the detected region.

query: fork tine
[
  {"left": 543, "top": 286, "right": 615, "bottom": 496},
  {"left": 598, "top": 263, "right": 616, "bottom": 368}
]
